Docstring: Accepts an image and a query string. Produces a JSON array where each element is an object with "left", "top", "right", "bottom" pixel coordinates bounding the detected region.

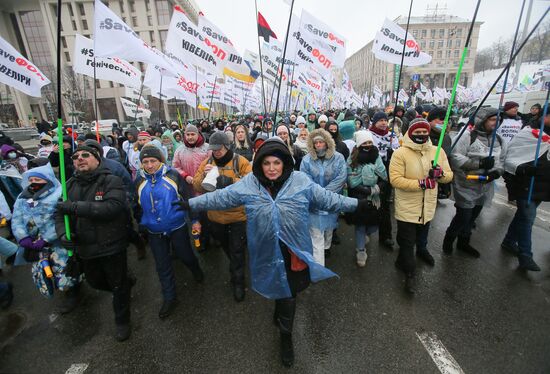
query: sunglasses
[
  {"left": 71, "top": 152, "right": 93, "bottom": 160},
  {"left": 40, "top": 141, "right": 52, "bottom": 146}
]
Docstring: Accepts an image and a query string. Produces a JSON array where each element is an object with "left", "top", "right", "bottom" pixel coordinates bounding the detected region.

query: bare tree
[
  {"left": 474, "top": 48, "right": 494, "bottom": 73},
  {"left": 491, "top": 37, "right": 511, "bottom": 67}
]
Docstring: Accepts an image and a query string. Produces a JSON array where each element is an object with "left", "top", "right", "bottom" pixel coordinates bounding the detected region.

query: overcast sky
[{"left": 198, "top": 0, "right": 549, "bottom": 58}]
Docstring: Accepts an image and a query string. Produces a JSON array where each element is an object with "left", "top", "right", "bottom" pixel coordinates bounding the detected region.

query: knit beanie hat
[
  {"left": 138, "top": 131, "right": 151, "bottom": 139},
  {"left": 296, "top": 116, "right": 306, "bottom": 125},
  {"left": 318, "top": 114, "right": 328, "bottom": 123},
  {"left": 503, "top": 101, "right": 519, "bottom": 112},
  {"left": 371, "top": 111, "right": 388, "bottom": 125},
  {"left": 139, "top": 144, "right": 165, "bottom": 163},
  {"left": 74, "top": 145, "right": 101, "bottom": 162},
  {"left": 427, "top": 106, "right": 447, "bottom": 123},
  {"left": 354, "top": 130, "right": 373, "bottom": 146},
  {"left": 185, "top": 124, "right": 199, "bottom": 134},
  {"left": 407, "top": 118, "right": 431, "bottom": 136}
]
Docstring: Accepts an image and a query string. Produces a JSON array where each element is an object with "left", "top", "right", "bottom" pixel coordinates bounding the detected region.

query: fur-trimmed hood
[{"left": 307, "top": 128, "right": 336, "bottom": 160}]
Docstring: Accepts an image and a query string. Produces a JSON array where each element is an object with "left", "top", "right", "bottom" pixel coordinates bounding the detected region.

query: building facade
[
  {"left": 0, "top": 0, "right": 200, "bottom": 126},
  {"left": 345, "top": 12, "right": 482, "bottom": 103}
]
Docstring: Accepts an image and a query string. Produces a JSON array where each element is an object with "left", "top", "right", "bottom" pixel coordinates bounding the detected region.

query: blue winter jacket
[
  {"left": 190, "top": 171, "right": 357, "bottom": 299},
  {"left": 135, "top": 165, "right": 194, "bottom": 234}
]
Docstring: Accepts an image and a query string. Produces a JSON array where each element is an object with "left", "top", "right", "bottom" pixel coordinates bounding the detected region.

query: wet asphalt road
[{"left": 1, "top": 189, "right": 549, "bottom": 374}]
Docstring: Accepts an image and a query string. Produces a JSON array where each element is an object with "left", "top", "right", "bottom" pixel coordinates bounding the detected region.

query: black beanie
[
  {"left": 74, "top": 145, "right": 101, "bottom": 162},
  {"left": 427, "top": 106, "right": 447, "bottom": 123},
  {"left": 139, "top": 145, "right": 165, "bottom": 163}
]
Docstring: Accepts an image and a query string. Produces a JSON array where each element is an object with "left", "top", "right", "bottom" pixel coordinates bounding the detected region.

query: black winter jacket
[
  {"left": 56, "top": 165, "right": 129, "bottom": 259},
  {"left": 504, "top": 151, "right": 550, "bottom": 202}
]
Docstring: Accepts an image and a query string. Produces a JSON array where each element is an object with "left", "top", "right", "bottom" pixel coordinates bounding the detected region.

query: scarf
[{"left": 369, "top": 124, "right": 389, "bottom": 136}]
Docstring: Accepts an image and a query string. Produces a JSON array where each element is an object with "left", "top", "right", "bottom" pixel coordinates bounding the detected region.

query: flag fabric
[
  {"left": 0, "top": 36, "right": 50, "bottom": 97},
  {"left": 372, "top": 18, "right": 432, "bottom": 66},
  {"left": 73, "top": 34, "right": 142, "bottom": 88},
  {"left": 93, "top": 0, "right": 175, "bottom": 73},
  {"left": 258, "top": 12, "right": 277, "bottom": 43},
  {"left": 120, "top": 97, "right": 151, "bottom": 118}
]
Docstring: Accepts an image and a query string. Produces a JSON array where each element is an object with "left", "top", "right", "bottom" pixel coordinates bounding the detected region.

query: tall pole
[
  {"left": 207, "top": 76, "right": 217, "bottom": 121},
  {"left": 513, "top": 0, "right": 534, "bottom": 88},
  {"left": 132, "top": 80, "right": 144, "bottom": 126},
  {"left": 254, "top": 0, "right": 268, "bottom": 116},
  {"left": 393, "top": 0, "right": 413, "bottom": 115},
  {"left": 433, "top": 0, "right": 481, "bottom": 166},
  {"left": 157, "top": 73, "right": 163, "bottom": 124},
  {"left": 272, "top": 0, "right": 295, "bottom": 130},
  {"left": 489, "top": 0, "right": 527, "bottom": 157},
  {"left": 56, "top": 0, "right": 72, "bottom": 249},
  {"left": 93, "top": 59, "right": 99, "bottom": 141}
]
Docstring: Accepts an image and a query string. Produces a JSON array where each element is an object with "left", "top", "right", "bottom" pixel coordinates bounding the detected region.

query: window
[
  {"left": 149, "top": 31, "right": 156, "bottom": 44},
  {"left": 145, "top": 0, "right": 150, "bottom": 11},
  {"left": 454, "top": 50, "right": 459, "bottom": 58},
  {"left": 447, "top": 39, "right": 452, "bottom": 48},
  {"left": 429, "top": 40, "right": 434, "bottom": 48},
  {"left": 430, "top": 29, "right": 436, "bottom": 38},
  {"left": 147, "top": 15, "right": 153, "bottom": 26},
  {"left": 457, "top": 28, "right": 463, "bottom": 37},
  {"left": 20, "top": 11, "right": 54, "bottom": 75},
  {"left": 412, "top": 30, "right": 418, "bottom": 38},
  {"left": 82, "top": 19, "right": 88, "bottom": 30},
  {"left": 155, "top": 0, "right": 171, "bottom": 24},
  {"left": 68, "top": 3, "right": 74, "bottom": 17},
  {"left": 72, "top": 20, "right": 77, "bottom": 30},
  {"left": 438, "top": 40, "right": 444, "bottom": 48},
  {"left": 119, "top": 0, "right": 125, "bottom": 13},
  {"left": 421, "top": 29, "right": 426, "bottom": 38},
  {"left": 439, "top": 29, "right": 445, "bottom": 38},
  {"left": 132, "top": 16, "right": 137, "bottom": 27},
  {"left": 65, "top": 51, "right": 70, "bottom": 62},
  {"left": 129, "top": 0, "right": 136, "bottom": 12},
  {"left": 78, "top": 3, "right": 85, "bottom": 16},
  {"left": 447, "top": 50, "right": 451, "bottom": 57},
  {"left": 420, "top": 41, "right": 425, "bottom": 49},
  {"left": 455, "top": 39, "right": 461, "bottom": 47},
  {"left": 160, "top": 30, "right": 167, "bottom": 49},
  {"left": 437, "top": 50, "right": 442, "bottom": 59},
  {"left": 61, "top": 36, "right": 67, "bottom": 48}
]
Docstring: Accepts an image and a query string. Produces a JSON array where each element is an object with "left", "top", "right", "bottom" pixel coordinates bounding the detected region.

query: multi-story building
[
  {"left": 0, "top": 0, "right": 200, "bottom": 125},
  {"left": 345, "top": 9, "right": 482, "bottom": 102}
]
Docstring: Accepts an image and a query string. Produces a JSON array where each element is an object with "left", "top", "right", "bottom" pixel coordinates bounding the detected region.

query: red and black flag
[{"left": 257, "top": 12, "right": 277, "bottom": 43}]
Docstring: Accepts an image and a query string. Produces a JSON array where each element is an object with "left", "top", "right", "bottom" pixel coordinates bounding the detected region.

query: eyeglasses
[{"left": 71, "top": 152, "right": 92, "bottom": 160}]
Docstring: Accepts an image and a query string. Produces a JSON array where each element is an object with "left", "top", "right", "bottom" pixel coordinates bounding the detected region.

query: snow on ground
[{"left": 472, "top": 60, "right": 550, "bottom": 88}]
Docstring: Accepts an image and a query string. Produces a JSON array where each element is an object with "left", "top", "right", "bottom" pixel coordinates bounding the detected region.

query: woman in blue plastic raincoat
[
  {"left": 186, "top": 137, "right": 362, "bottom": 368},
  {"left": 11, "top": 164, "right": 79, "bottom": 304}
]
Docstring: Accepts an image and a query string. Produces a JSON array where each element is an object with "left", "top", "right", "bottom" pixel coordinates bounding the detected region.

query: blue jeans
[
  {"left": 355, "top": 225, "right": 379, "bottom": 250},
  {"left": 0, "top": 236, "right": 19, "bottom": 269},
  {"left": 503, "top": 199, "right": 540, "bottom": 258},
  {"left": 148, "top": 226, "right": 199, "bottom": 301},
  {"left": 0, "top": 281, "right": 9, "bottom": 299}
]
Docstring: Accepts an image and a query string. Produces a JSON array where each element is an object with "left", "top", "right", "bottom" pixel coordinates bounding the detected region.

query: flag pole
[
  {"left": 254, "top": 0, "right": 268, "bottom": 117},
  {"left": 450, "top": 6, "right": 550, "bottom": 152},
  {"left": 527, "top": 86, "right": 550, "bottom": 204},
  {"left": 272, "top": 0, "right": 295, "bottom": 132},
  {"left": 132, "top": 79, "right": 144, "bottom": 126},
  {"left": 391, "top": 0, "right": 413, "bottom": 138},
  {"left": 56, "top": 0, "right": 72, "bottom": 249},
  {"left": 207, "top": 76, "right": 217, "bottom": 121},
  {"left": 433, "top": 0, "right": 481, "bottom": 166},
  {"left": 157, "top": 73, "right": 163, "bottom": 123},
  {"left": 175, "top": 97, "right": 183, "bottom": 129},
  {"left": 488, "top": 0, "right": 527, "bottom": 157},
  {"left": 93, "top": 59, "right": 100, "bottom": 141}
]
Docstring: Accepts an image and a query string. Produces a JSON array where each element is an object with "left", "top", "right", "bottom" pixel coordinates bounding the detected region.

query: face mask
[
  {"left": 435, "top": 124, "right": 444, "bottom": 132},
  {"left": 316, "top": 148, "right": 327, "bottom": 157},
  {"left": 411, "top": 134, "right": 429, "bottom": 144},
  {"left": 29, "top": 182, "right": 46, "bottom": 192},
  {"left": 7, "top": 152, "right": 17, "bottom": 159}
]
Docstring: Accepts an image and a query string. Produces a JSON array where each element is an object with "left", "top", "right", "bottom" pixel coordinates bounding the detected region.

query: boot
[
  {"left": 380, "top": 238, "right": 394, "bottom": 251},
  {"left": 416, "top": 250, "right": 435, "bottom": 266},
  {"left": 135, "top": 237, "right": 147, "bottom": 260},
  {"left": 457, "top": 236, "right": 480, "bottom": 258},
  {"left": 232, "top": 283, "right": 245, "bottom": 302},
  {"left": 518, "top": 255, "right": 541, "bottom": 272},
  {"left": 501, "top": 241, "right": 519, "bottom": 256},
  {"left": 58, "top": 284, "right": 81, "bottom": 315},
  {"left": 405, "top": 274, "right": 416, "bottom": 294},
  {"left": 191, "top": 265, "right": 204, "bottom": 283},
  {"left": 442, "top": 234, "right": 455, "bottom": 254},
  {"left": 159, "top": 299, "right": 178, "bottom": 320},
  {"left": 276, "top": 298, "right": 296, "bottom": 367},
  {"left": 0, "top": 282, "right": 13, "bottom": 310},
  {"left": 115, "top": 323, "right": 131, "bottom": 342}
]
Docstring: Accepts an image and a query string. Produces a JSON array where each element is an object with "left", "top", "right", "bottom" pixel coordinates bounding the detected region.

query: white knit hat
[
  {"left": 354, "top": 130, "right": 373, "bottom": 147},
  {"left": 318, "top": 114, "right": 328, "bottom": 123},
  {"left": 296, "top": 116, "right": 306, "bottom": 125}
]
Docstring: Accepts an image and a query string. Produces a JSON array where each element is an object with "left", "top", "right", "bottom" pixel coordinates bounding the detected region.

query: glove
[
  {"left": 23, "top": 247, "right": 39, "bottom": 262},
  {"left": 60, "top": 233, "right": 77, "bottom": 251},
  {"left": 19, "top": 236, "right": 34, "bottom": 249},
  {"left": 56, "top": 200, "right": 77, "bottom": 215},
  {"left": 216, "top": 175, "right": 234, "bottom": 189},
  {"left": 172, "top": 200, "right": 190, "bottom": 211},
  {"left": 354, "top": 185, "right": 372, "bottom": 197},
  {"left": 419, "top": 178, "right": 437, "bottom": 190},
  {"left": 486, "top": 170, "right": 501, "bottom": 182},
  {"left": 356, "top": 199, "right": 371, "bottom": 212},
  {"left": 65, "top": 254, "right": 81, "bottom": 278},
  {"left": 479, "top": 156, "right": 495, "bottom": 170},
  {"left": 429, "top": 164, "right": 444, "bottom": 179},
  {"left": 30, "top": 238, "right": 47, "bottom": 251}
]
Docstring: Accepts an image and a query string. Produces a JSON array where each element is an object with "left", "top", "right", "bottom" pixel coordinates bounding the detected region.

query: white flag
[
  {"left": 0, "top": 36, "right": 50, "bottom": 97},
  {"left": 373, "top": 85, "right": 383, "bottom": 98},
  {"left": 372, "top": 18, "right": 432, "bottom": 66},
  {"left": 94, "top": 0, "right": 175, "bottom": 73},
  {"left": 299, "top": 10, "right": 346, "bottom": 67},
  {"left": 144, "top": 64, "right": 197, "bottom": 104},
  {"left": 73, "top": 34, "right": 142, "bottom": 88},
  {"left": 124, "top": 86, "right": 149, "bottom": 105},
  {"left": 398, "top": 88, "right": 409, "bottom": 102},
  {"left": 120, "top": 97, "right": 151, "bottom": 118},
  {"left": 165, "top": 6, "right": 223, "bottom": 75}
]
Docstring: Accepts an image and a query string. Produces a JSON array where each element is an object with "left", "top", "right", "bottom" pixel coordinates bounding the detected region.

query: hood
[
  {"left": 307, "top": 128, "right": 336, "bottom": 160},
  {"left": 336, "top": 111, "right": 345, "bottom": 123},
  {"left": 401, "top": 131, "right": 433, "bottom": 153},
  {"left": 125, "top": 126, "right": 139, "bottom": 140},
  {"left": 339, "top": 120, "right": 356, "bottom": 141},
  {"left": 405, "top": 108, "right": 417, "bottom": 121},
  {"left": 0, "top": 144, "right": 17, "bottom": 158},
  {"left": 21, "top": 163, "right": 61, "bottom": 191},
  {"left": 474, "top": 107, "right": 498, "bottom": 131},
  {"left": 162, "top": 130, "right": 178, "bottom": 148}
]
